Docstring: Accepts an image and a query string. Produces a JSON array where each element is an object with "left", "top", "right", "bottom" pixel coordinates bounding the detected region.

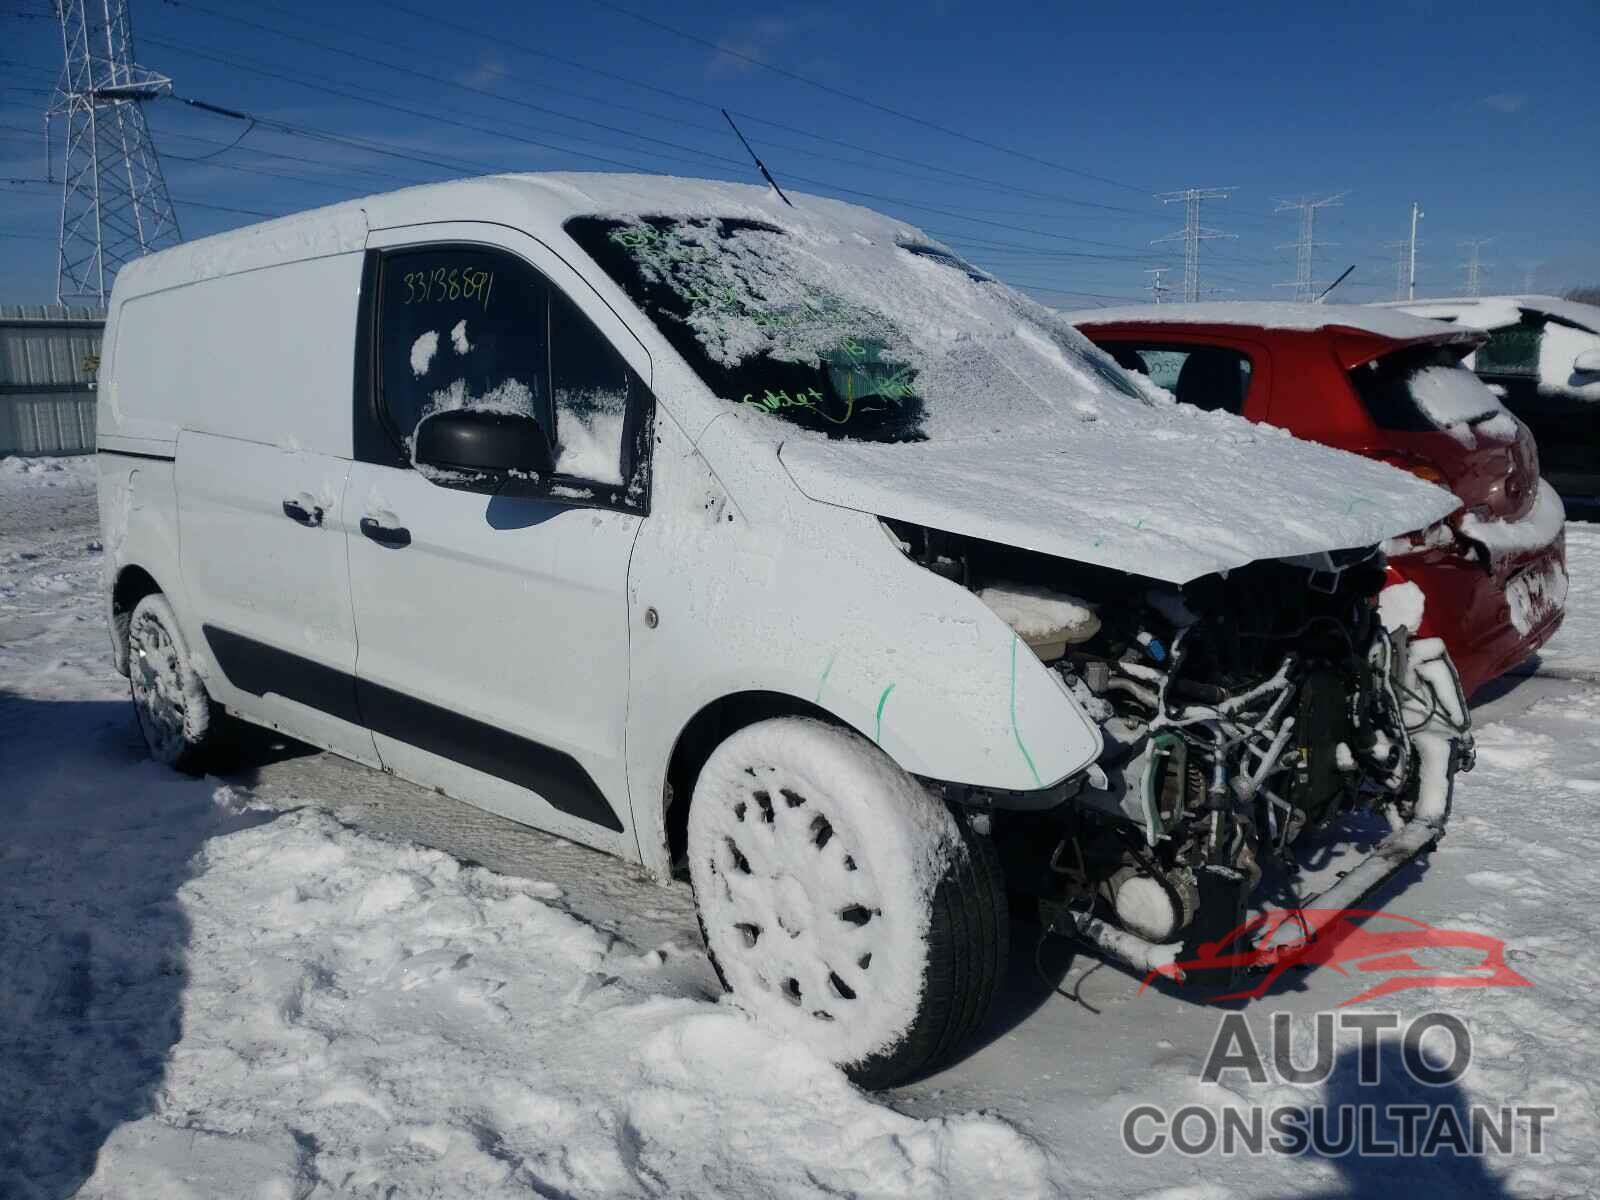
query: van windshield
[{"left": 565, "top": 214, "right": 1142, "bottom": 444}]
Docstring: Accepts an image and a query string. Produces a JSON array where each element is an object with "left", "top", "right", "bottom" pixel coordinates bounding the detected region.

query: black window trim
[{"left": 352, "top": 242, "right": 654, "bottom": 516}]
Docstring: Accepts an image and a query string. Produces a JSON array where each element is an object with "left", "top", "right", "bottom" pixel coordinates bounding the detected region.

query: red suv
[{"left": 1066, "top": 302, "right": 1567, "bottom": 697}]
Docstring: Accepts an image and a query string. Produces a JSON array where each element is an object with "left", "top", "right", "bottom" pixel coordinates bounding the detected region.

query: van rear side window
[{"left": 378, "top": 247, "right": 552, "bottom": 451}]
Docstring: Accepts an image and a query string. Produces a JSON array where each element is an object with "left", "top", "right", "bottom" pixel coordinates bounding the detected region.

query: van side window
[
  {"left": 377, "top": 247, "right": 551, "bottom": 452},
  {"left": 548, "top": 290, "right": 633, "bottom": 485}
]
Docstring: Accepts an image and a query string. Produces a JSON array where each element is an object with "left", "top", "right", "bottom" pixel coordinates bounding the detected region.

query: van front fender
[{"left": 623, "top": 490, "right": 1101, "bottom": 875}]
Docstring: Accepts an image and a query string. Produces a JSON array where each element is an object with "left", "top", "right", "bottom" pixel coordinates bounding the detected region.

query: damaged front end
[{"left": 890, "top": 521, "right": 1475, "bottom": 985}]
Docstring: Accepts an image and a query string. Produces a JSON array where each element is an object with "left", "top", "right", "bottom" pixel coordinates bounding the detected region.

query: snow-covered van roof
[
  {"left": 1058, "top": 300, "right": 1480, "bottom": 343},
  {"left": 109, "top": 173, "right": 1459, "bottom": 584},
  {"left": 113, "top": 172, "right": 946, "bottom": 296},
  {"left": 1379, "top": 295, "right": 1600, "bottom": 335}
]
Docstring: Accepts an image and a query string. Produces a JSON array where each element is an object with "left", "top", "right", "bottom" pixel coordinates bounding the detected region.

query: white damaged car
[{"left": 98, "top": 174, "right": 1472, "bottom": 1087}]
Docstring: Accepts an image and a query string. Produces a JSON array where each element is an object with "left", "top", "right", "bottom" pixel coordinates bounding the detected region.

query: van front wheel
[
  {"left": 127, "top": 593, "right": 217, "bottom": 772},
  {"left": 687, "top": 717, "right": 1008, "bottom": 1089}
]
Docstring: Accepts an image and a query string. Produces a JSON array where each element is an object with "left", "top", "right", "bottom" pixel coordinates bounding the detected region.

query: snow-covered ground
[{"left": 3, "top": 454, "right": 1598, "bottom": 1198}]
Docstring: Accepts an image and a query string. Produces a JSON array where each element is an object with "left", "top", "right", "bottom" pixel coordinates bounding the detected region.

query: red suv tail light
[{"left": 1373, "top": 450, "right": 1450, "bottom": 487}]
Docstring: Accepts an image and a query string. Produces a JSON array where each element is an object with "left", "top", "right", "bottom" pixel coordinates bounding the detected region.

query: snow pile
[
  {"left": 0, "top": 452, "right": 94, "bottom": 483},
  {"left": 781, "top": 427, "right": 1459, "bottom": 586},
  {"left": 1061, "top": 300, "right": 1475, "bottom": 342},
  {"left": 554, "top": 411, "right": 625, "bottom": 483},
  {"left": 409, "top": 330, "right": 440, "bottom": 377},
  {"left": 1394, "top": 297, "right": 1530, "bottom": 331},
  {"left": 421, "top": 377, "right": 538, "bottom": 423},
  {"left": 978, "top": 581, "right": 1101, "bottom": 644},
  {"left": 1460, "top": 479, "right": 1567, "bottom": 567},
  {"left": 1378, "top": 580, "right": 1427, "bottom": 634},
  {"left": 1507, "top": 558, "right": 1569, "bottom": 636},
  {"left": 66, "top": 802, "right": 1051, "bottom": 1199},
  {"left": 1402, "top": 635, "right": 1472, "bottom": 823},
  {"left": 450, "top": 319, "right": 472, "bottom": 355},
  {"left": 1390, "top": 295, "right": 1600, "bottom": 339},
  {"left": 553, "top": 384, "right": 628, "bottom": 484},
  {"left": 1540, "top": 320, "right": 1600, "bottom": 402},
  {"left": 1473, "top": 409, "right": 1521, "bottom": 442},
  {"left": 1407, "top": 364, "right": 1502, "bottom": 442}
]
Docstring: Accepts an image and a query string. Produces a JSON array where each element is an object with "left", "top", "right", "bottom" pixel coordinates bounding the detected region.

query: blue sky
[{"left": 3, "top": 0, "right": 1596, "bottom": 307}]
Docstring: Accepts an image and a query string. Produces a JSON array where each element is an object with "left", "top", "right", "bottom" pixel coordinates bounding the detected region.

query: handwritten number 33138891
[{"left": 401, "top": 266, "right": 495, "bottom": 311}]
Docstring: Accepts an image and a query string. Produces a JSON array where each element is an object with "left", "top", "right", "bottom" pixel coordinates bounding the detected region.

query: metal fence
[{"left": 0, "top": 304, "right": 106, "bottom": 457}]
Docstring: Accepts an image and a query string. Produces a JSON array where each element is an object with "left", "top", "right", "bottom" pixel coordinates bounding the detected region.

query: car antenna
[
  {"left": 1314, "top": 264, "right": 1356, "bottom": 304},
  {"left": 721, "top": 109, "right": 794, "bottom": 207}
]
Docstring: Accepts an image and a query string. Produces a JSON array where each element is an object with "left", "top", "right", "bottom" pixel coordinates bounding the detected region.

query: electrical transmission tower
[
  {"left": 1459, "top": 239, "right": 1493, "bottom": 297},
  {"left": 1273, "top": 192, "right": 1346, "bottom": 302},
  {"left": 1144, "top": 267, "right": 1172, "bottom": 304},
  {"left": 1152, "top": 187, "right": 1235, "bottom": 303},
  {"left": 47, "top": 0, "right": 181, "bottom": 304}
]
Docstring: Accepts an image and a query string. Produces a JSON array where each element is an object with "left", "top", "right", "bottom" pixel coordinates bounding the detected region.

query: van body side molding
[
  {"left": 99, "top": 448, "right": 177, "bottom": 463},
  {"left": 203, "top": 625, "right": 363, "bottom": 725},
  {"left": 201, "top": 624, "right": 625, "bottom": 832}
]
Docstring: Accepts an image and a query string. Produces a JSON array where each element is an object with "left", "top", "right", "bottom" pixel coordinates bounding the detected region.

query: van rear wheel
[
  {"left": 687, "top": 717, "right": 1008, "bottom": 1089},
  {"left": 128, "top": 593, "right": 218, "bottom": 773}
]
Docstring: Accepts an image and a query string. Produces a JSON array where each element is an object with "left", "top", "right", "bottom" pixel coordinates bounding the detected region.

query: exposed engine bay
[{"left": 885, "top": 519, "right": 1476, "bottom": 974}]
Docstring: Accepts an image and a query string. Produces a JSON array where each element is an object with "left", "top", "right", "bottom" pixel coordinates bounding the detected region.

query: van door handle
[
  {"left": 282, "top": 498, "right": 324, "bottom": 527},
  {"left": 360, "top": 516, "right": 411, "bottom": 548}
]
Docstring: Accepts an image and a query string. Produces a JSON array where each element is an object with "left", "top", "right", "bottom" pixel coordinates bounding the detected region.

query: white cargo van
[{"left": 99, "top": 173, "right": 1473, "bottom": 1086}]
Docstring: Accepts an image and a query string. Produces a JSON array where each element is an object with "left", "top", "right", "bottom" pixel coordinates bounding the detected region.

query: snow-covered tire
[
  {"left": 127, "top": 593, "right": 217, "bottom": 773},
  {"left": 688, "top": 717, "right": 1008, "bottom": 1089}
]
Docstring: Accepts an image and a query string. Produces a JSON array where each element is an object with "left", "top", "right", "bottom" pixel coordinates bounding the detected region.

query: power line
[
  {"left": 581, "top": 0, "right": 1152, "bottom": 194},
  {"left": 142, "top": 19, "right": 754, "bottom": 174},
  {"left": 143, "top": 36, "right": 712, "bottom": 177},
  {"left": 143, "top": 32, "right": 1170, "bottom": 256},
  {"left": 8, "top": 116, "right": 419, "bottom": 189},
  {"left": 3, "top": 176, "right": 274, "bottom": 218},
  {"left": 173, "top": 0, "right": 1167, "bottom": 224},
  {"left": 142, "top": 35, "right": 1177, "bottom": 259}
]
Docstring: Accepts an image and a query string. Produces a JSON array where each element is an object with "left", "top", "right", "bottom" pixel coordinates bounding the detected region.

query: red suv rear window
[{"left": 1349, "top": 345, "right": 1500, "bottom": 433}]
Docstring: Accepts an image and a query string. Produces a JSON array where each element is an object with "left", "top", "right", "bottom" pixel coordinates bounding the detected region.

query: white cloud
[
  {"left": 706, "top": 16, "right": 802, "bottom": 78},
  {"left": 460, "top": 54, "right": 509, "bottom": 90}
]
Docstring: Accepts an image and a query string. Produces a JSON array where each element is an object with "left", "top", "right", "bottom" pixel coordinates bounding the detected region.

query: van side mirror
[
  {"left": 1574, "top": 349, "right": 1600, "bottom": 375},
  {"left": 412, "top": 408, "right": 555, "bottom": 493}
]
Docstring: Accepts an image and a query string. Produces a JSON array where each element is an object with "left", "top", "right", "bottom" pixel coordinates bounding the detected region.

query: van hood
[{"left": 779, "top": 419, "right": 1460, "bottom": 585}]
